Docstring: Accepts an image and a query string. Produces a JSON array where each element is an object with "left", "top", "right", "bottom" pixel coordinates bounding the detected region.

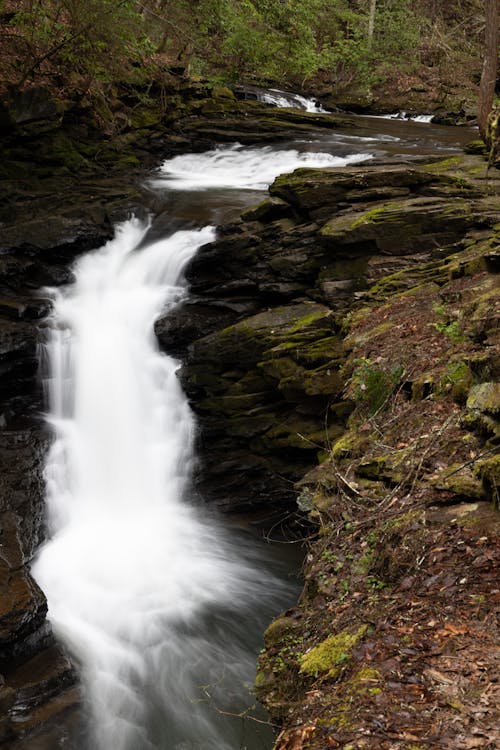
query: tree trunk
[
  {"left": 478, "top": 0, "right": 499, "bottom": 140},
  {"left": 368, "top": 0, "right": 376, "bottom": 47}
]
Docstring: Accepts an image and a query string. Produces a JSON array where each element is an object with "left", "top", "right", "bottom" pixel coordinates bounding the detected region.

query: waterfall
[
  {"left": 32, "top": 141, "right": 376, "bottom": 748},
  {"left": 33, "top": 219, "right": 294, "bottom": 749}
]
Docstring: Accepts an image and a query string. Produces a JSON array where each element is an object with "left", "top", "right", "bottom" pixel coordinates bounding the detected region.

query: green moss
[
  {"left": 346, "top": 356, "right": 404, "bottom": 415},
  {"left": 40, "top": 132, "right": 88, "bottom": 171},
  {"left": 346, "top": 321, "right": 393, "bottom": 348},
  {"left": 463, "top": 140, "right": 488, "bottom": 156},
  {"left": 331, "top": 432, "right": 367, "bottom": 461},
  {"left": 254, "top": 669, "right": 274, "bottom": 689},
  {"left": 474, "top": 455, "right": 500, "bottom": 507},
  {"left": 356, "top": 452, "right": 409, "bottom": 484},
  {"left": 439, "top": 360, "right": 473, "bottom": 402},
  {"left": 114, "top": 154, "right": 140, "bottom": 168},
  {"left": 467, "top": 382, "right": 500, "bottom": 415},
  {"left": 130, "top": 108, "right": 162, "bottom": 129},
  {"left": 382, "top": 510, "right": 421, "bottom": 532},
  {"left": 349, "top": 202, "right": 398, "bottom": 229},
  {"left": 296, "top": 336, "right": 343, "bottom": 364},
  {"left": 299, "top": 625, "right": 368, "bottom": 679},
  {"left": 322, "top": 666, "right": 383, "bottom": 731},
  {"left": 349, "top": 666, "right": 382, "bottom": 696},
  {"left": 288, "top": 310, "right": 329, "bottom": 333},
  {"left": 430, "top": 464, "right": 484, "bottom": 499},
  {"left": 421, "top": 156, "right": 463, "bottom": 172},
  {"left": 263, "top": 617, "right": 297, "bottom": 647}
]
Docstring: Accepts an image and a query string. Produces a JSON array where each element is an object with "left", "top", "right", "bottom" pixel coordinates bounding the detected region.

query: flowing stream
[{"left": 31, "top": 116, "right": 474, "bottom": 749}]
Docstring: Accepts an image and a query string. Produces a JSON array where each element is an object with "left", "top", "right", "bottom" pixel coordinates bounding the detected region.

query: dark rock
[
  {"left": 174, "top": 98, "right": 357, "bottom": 146},
  {"left": 155, "top": 300, "right": 245, "bottom": 354},
  {"left": 269, "top": 164, "right": 474, "bottom": 222},
  {"left": 0, "top": 561, "right": 47, "bottom": 666},
  {"left": 319, "top": 197, "right": 475, "bottom": 255},
  {"left": 177, "top": 302, "right": 345, "bottom": 507},
  {"left": 4, "top": 88, "right": 61, "bottom": 129}
]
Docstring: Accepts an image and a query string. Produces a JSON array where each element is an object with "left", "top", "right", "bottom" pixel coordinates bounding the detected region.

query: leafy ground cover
[{"left": 256, "top": 204, "right": 499, "bottom": 750}]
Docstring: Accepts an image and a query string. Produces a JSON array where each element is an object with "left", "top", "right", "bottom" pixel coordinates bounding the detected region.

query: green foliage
[
  {"left": 1, "top": 0, "right": 481, "bottom": 107},
  {"left": 370, "top": 0, "right": 421, "bottom": 62},
  {"left": 144, "top": 0, "right": 423, "bottom": 87},
  {"left": 6, "top": 0, "right": 153, "bottom": 92},
  {"left": 349, "top": 357, "right": 404, "bottom": 415},
  {"left": 432, "top": 303, "right": 464, "bottom": 343}
]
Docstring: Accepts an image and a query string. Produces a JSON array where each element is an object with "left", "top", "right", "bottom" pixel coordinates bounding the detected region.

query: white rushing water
[
  {"left": 369, "top": 111, "right": 433, "bottom": 123},
  {"left": 260, "top": 88, "right": 329, "bottom": 113},
  {"left": 152, "top": 143, "right": 373, "bottom": 192},
  {"left": 33, "top": 219, "right": 294, "bottom": 749}
]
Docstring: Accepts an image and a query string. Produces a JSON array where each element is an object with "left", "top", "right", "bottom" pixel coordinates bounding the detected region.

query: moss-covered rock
[
  {"left": 466, "top": 382, "right": 500, "bottom": 415},
  {"left": 320, "top": 197, "right": 474, "bottom": 255},
  {"left": 299, "top": 625, "right": 368, "bottom": 679},
  {"left": 474, "top": 454, "right": 500, "bottom": 506},
  {"left": 429, "top": 464, "right": 485, "bottom": 499}
]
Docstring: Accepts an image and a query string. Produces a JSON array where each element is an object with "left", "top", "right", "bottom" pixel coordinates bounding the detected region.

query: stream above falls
[{"left": 30, "top": 113, "right": 475, "bottom": 750}]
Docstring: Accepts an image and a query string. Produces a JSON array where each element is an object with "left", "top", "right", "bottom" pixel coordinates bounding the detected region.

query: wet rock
[
  {"left": 174, "top": 99, "right": 357, "bottom": 145},
  {"left": 178, "top": 302, "right": 345, "bottom": 507},
  {"left": 155, "top": 300, "right": 245, "bottom": 355},
  {"left": 0, "top": 564, "right": 47, "bottom": 664},
  {"left": 1, "top": 88, "right": 62, "bottom": 133},
  {"left": 269, "top": 164, "right": 474, "bottom": 222}
]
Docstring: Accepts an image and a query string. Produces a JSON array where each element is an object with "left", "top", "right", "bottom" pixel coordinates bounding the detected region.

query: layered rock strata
[{"left": 160, "top": 156, "right": 499, "bottom": 517}]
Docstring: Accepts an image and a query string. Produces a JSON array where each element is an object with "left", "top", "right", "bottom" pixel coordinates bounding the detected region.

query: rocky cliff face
[
  {"left": 0, "top": 248, "right": 77, "bottom": 746},
  {"left": 157, "top": 153, "right": 499, "bottom": 749},
  {"left": 159, "top": 157, "right": 499, "bottom": 513}
]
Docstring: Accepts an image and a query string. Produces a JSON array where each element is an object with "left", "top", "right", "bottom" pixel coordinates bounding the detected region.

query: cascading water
[
  {"left": 260, "top": 89, "right": 329, "bottom": 113},
  {"left": 151, "top": 143, "right": 372, "bottom": 192},
  {"left": 369, "top": 111, "right": 434, "bottom": 123},
  {"left": 33, "top": 142, "right": 377, "bottom": 749},
  {"left": 33, "top": 220, "right": 297, "bottom": 749}
]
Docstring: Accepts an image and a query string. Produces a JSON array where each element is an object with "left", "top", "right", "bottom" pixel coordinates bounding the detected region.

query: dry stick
[
  {"left": 199, "top": 684, "right": 279, "bottom": 728},
  {"left": 438, "top": 445, "right": 499, "bottom": 480}
]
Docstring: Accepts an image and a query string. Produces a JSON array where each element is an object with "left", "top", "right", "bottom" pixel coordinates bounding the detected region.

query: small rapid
[
  {"left": 151, "top": 143, "right": 372, "bottom": 192},
  {"left": 260, "top": 88, "right": 328, "bottom": 113}
]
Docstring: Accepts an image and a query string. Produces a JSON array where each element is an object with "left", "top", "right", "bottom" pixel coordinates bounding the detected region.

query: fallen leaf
[{"left": 444, "top": 623, "right": 468, "bottom": 635}]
